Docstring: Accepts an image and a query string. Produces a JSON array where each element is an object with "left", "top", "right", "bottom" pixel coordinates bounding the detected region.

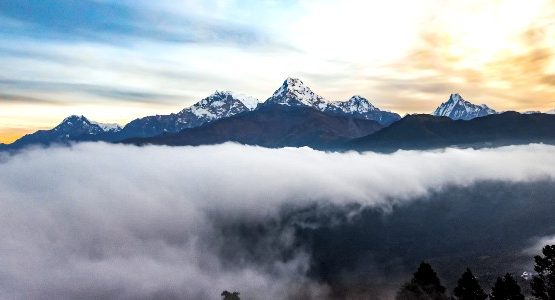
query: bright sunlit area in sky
[{"left": 1, "top": 0, "right": 555, "bottom": 142}]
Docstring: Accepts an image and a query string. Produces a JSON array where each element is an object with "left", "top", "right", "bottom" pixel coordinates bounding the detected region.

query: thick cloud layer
[{"left": 0, "top": 143, "right": 554, "bottom": 299}]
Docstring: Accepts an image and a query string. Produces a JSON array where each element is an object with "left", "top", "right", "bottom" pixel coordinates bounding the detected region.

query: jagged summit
[
  {"left": 119, "top": 90, "right": 260, "bottom": 139},
  {"left": 336, "top": 95, "right": 379, "bottom": 113},
  {"left": 179, "top": 90, "right": 259, "bottom": 121},
  {"left": 265, "top": 77, "right": 328, "bottom": 109},
  {"left": 5, "top": 77, "right": 403, "bottom": 148},
  {"left": 326, "top": 95, "right": 401, "bottom": 125},
  {"left": 55, "top": 115, "right": 101, "bottom": 133},
  {"left": 204, "top": 90, "right": 260, "bottom": 110},
  {"left": 57, "top": 115, "right": 121, "bottom": 133},
  {"left": 432, "top": 93, "right": 496, "bottom": 120},
  {"left": 62, "top": 115, "right": 87, "bottom": 123},
  {"left": 264, "top": 78, "right": 400, "bottom": 125}
]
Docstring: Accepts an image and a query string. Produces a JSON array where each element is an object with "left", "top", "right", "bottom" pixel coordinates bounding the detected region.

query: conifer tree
[
  {"left": 532, "top": 244, "right": 555, "bottom": 300},
  {"left": 396, "top": 262, "right": 448, "bottom": 300},
  {"left": 490, "top": 273, "right": 524, "bottom": 300},
  {"left": 453, "top": 268, "right": 487, "bottom": 300}
]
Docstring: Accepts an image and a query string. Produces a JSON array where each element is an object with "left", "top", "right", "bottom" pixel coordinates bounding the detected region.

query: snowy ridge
[
  {"left": 181, "top": 90, "right": 260, "bottom": 120},
  {"left": 329, "top": 95, "right": 379, "bottom": 113},
  {"left": 57, "top": 115, "right": 121, "bottom": 133},
  {"left": 90, "top": 121, "right": 122, "bottom": 132},
  {"left": 545, "top": 108, "right": 555, "bottom": 114},
  {"left": 432, "top": 93, "right": 496, "bottom": 120},
  {"left": 117, "top": 90, "right": 260, "bottom": 139},
  {"left": 264, "top": 78, "right": 400, "bottom": 125},
  {"left": 229, "top": 91, "right": 260, "bottom": 110},
  {"left": 325, "top": 95, "right": 401, "bottom": 125}
]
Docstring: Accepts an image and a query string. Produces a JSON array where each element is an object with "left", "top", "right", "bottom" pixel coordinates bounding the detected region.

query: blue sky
[{"left": 2, "top": 0, "right": 555, "bottom": 142}]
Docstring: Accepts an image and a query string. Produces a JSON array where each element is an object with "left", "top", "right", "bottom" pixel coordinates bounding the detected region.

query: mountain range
[
  {"left": 3, "top": 77, "right": 555, "bottom": 152},
  {"left": 350, "top": 111, "right": 555, "bottom": 151}
]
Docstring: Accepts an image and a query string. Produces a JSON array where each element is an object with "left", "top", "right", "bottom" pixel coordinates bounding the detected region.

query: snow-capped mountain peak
[
  {"left": 324, "top": 95, "right": 401, "bottom": 125},
  {"left": 338, "top": 95, "right": 378, "bottom": 113},
  {"left": 182, "top": 90, "right": 260, "bottom": 120},
  {"left": 61, "top": 115, "right": 88, "bottom": 124},
  {"left": 55, "top": 115, "right": 121, "bottom": 134},
  {"left": 56, "top": 115, "right": 94, "bottom": 131},
  {"left": 545, "top": 108, "right": 555, "bottom": 114},
  {"left": 432, "top": 93, "right": 496, "bottom": 120},
  {"left": 266, "top": 77, "right": 328, "bottom": 109}
]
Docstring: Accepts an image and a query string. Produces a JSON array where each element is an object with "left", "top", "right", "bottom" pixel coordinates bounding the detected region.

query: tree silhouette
[
  {"left": 489, "top": 273, "right": 524, "bottom": 300},
  {"left": 453, "top": 268, "right": 487, "bottom": 300},
  {"left": 531, "top": 244, "right": 555, "bottom": 300},
  {"left": 221, "top": 290, "right": 240, "bottom": 300},
  {"left": 396, "top": 262, "right": 448, "bottom": 300}
]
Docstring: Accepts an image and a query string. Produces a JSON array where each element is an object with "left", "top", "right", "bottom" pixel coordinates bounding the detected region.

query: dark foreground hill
[
  {"left": 350, "top": 112, "right": 555, "bottom": 151},
  {"left": 125, "top": 104, "right": 384, "bottom": 149}
]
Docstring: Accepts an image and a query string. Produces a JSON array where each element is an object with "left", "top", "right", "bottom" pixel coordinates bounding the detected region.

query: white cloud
[{"left": 0, "top": 143, "right": 554, "bottom": 298}]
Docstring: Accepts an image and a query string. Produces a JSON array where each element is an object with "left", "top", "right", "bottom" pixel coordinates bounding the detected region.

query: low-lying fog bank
[{"left": 1, "top": 143, "right": 554, "bottom": 299}]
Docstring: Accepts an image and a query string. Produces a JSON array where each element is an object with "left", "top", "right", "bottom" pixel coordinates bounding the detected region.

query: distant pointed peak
[{"left": 433, "top": 93, "right": 496, "bottom": 120}]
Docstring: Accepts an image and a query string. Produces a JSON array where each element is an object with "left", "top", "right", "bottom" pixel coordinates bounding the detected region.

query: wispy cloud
[{"left": 0, "top": 0, "right": 279, "bottom": 47}]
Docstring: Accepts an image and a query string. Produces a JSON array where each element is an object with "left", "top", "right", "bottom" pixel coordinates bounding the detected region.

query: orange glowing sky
[{"left": 1, "top": 0, "right": 555, "bottom": 143}]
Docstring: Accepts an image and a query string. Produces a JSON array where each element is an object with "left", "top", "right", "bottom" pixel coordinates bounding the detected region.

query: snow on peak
[
  {"left": 266, "top": 77, "right": 328, "bottom": 109},
  {"left": 545, "top": 108, "right": 555, "bottom": 114},
  {"left": 227, "top": 91, "right": 261, "bottom": 110},
  {"left": 90, "top": 121, "right": 122, "bottom": 132},
  {"left": 345, "top": 95, "right": 378, "bottom": 111},
  {"left": 432, "top": 93, "right": 496, "bottom": 120},
  {"left": 449, "top": 93, "right": 463, "bottom": 103},
  {"left": 179, "top": 90, "right": 259, "bottom": 121},
  {"left": 58, "top": 115, "right": 121, "bottom": 133},
  {"left": 327, "top": 95, "right": 379, "bottom": 114},
  {"left": 62, "top": 115, "right": 88, "bottom": 123}
]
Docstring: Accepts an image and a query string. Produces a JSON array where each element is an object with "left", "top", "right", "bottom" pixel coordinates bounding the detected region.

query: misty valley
[{"left": 0, "top": 143, "right": 554, "bottom": 299}]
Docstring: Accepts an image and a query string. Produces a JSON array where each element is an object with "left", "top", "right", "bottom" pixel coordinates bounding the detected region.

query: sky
[{"left": 1, "top": 0, "right": 555, "bottom": 143}]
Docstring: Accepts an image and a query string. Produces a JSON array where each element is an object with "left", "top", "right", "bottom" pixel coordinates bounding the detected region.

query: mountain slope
[
  {"left": 350, "top": 111, "right": 555, "bottom": 151},
  {"left": 125, "top": 104, "right": 384, "bottom": 149},
  {"left": 264, "top": 77, "right": 328, "bottom": 109},
  {"left": 432, "top": 94, "right": 496, "bottom": 120},
  {"left": 263, "top": 77, "right": 400, "bottom": 125},
  {"left": 325, "top": 95, "right": 401, "bottom": 125},
  {"left": 116, "top": 91, "right": 260, "bottom": 139},
  {"left": 7, "top": 115, "right": 119, "bottom": 148}
]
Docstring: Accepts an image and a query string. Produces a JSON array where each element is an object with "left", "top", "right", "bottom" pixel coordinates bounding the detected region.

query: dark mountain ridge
[
  {"left": 124, "top": 104, "right": 384, "bottom": 149},
  {"left": 350, "top": 111, "right": 555, "bottom": 151}
]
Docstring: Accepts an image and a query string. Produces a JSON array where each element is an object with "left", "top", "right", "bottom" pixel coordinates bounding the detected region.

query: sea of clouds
[{"left": 1, "top": 143, "right": 554, "bottom": 299}]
